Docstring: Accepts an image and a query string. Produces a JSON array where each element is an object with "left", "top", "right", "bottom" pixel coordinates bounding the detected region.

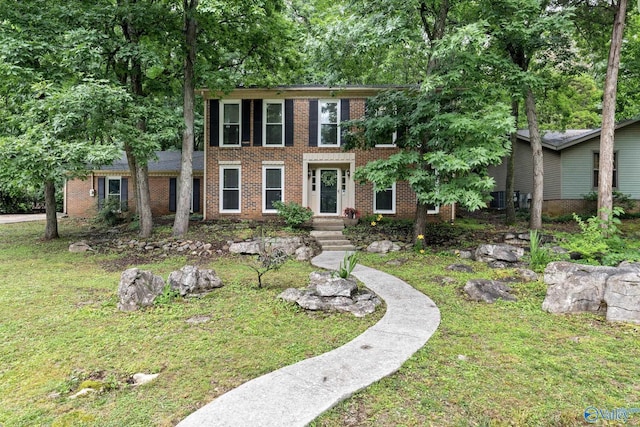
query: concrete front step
[
  {"left": 310, "top": 230, "right": 345, "bottom": 238},
  {"left": 316, "top": 239, "right": 353, "bottom": 246},
  {"left": 313, "top": 225, "right": 344, "bottom": 232},
  {"left": 322, "top": 245, "right": 356, "bottom": 251}
]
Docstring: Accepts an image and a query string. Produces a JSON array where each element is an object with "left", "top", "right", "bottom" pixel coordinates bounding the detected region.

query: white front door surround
[{"left": 303, "top": 153, "right": 355, "bottom": 217}]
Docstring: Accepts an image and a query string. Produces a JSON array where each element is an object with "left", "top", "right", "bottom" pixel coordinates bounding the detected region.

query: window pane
[
  {"left": 265, "top": 190, "right": 281, "bottom": 210},
  {"left": 375, "top": 188, "right": 393, "bottom": 211},
  {"left": 223, "top": 125, "right": 239, "bottom": 145},
  {"left": 265, "top": 168, "right": 281, "bottom": 188},
  {"left": 265, "top": 125, "right": 283, "bottom": 145},
  {"left": 108, "top": 179, "right": 120, "bottom": 196},
  {"left": 224, "top": 104, "right": 239, "bottom": 123},
  {"left": 223, "top": 168, "right": 239, "bottom": 188},
  {"left": 321, "top": 124, "right": 338, "bottom": 145},
  {"left": 223, "top": 190, "right": 239, "bottom": 210},
  {"left": 320, "top": 102, "right": 337, "bottom": 124},
  {"left": 266, "top": 103, "right": 282, "bottom": 123}
]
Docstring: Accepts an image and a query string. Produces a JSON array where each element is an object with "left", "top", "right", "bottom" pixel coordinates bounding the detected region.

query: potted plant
[{"left": 343, "top": 207, "right": 360, "bottom": 226}]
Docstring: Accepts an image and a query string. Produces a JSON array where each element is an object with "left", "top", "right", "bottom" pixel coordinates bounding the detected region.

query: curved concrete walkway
[{"left": 178, "top": 251, "right": 440, "bottom": 427}]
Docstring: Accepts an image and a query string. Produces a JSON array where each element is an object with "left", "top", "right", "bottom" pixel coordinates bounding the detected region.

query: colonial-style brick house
[
  {"left": 64, "top": 86, "right": 453, "bottom": 222},
  {"left": 199, "top": 86, "right": 452, "bottom": 222}
]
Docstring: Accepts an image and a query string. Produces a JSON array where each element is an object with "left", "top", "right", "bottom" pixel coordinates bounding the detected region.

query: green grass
[
  {"left": 311, "top": 252, "right": 640, "bottom": 426},
  {"left": 0, "top": 220, "right": 381, "bottom": 426}
]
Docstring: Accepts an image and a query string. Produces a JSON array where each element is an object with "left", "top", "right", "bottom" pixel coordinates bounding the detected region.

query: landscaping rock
[
  {"left": 278, "top": 271, "right": 381, "bottom": 317},
  {"left": 69, "top": 241, "right": 93, "bottom": 253},
  {"left": 446, "top": 263, "right": 474, "bottom": 273},
  {"left": 514, "top": 268, "right": 538, "bottom": 282},
  {"left": 386, "top": 258, "right": 408, "bottom": 266},
  {"left": 464, "top": 279, "right": 517, "bottom": 303},
  {"left": 295, "top": 246, "right": 315, "bottom": 261},
  {"left": 474, "top": 244, "right": 524, "bottom": 264},
  {"left": 185, "top": 315, "right": 211, "bottom": 324},
  {"left": 366, "top": 240, "right": 401, "bottom": 254},
  {"left": 229, "top": 237, "right": 305, "bottom": 256},
  {"left": 168, "top": 265, "right": 223, "bottom": 297},
  {"left": 542, "top": 262, "right": 619, "bottom": 314},
  {"left": 604, "top": 272, "right": 640, "bottom": 324},
  {"left": 117, "top": 268, "right": 165, "bottom": 311},
  {"left": 132, "top": 373, "right": 159, "bottom": 386}
]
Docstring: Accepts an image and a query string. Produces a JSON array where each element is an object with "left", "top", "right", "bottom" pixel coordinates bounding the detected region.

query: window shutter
[
  {"left": 253, "top": 99, "right": 263, "bottom": 146},
  {"left": 209, "top": 100, "right": 219, "bottom": 147},
  {"left": 97, "top": 177, "right": 105, "bottom": 210},
  {"left": 169, "top": 177, "right": 177, "bottom": 212},
  {"left": 308, "top": 99, "right": 318, "bottom": 147},
  {"left": 285, "top": 99, "right": 294, "bottom": 147},
  {"left": 340, "top": 99, "right": 350, "bottom": 121},
  {"left": 340, "top": 99, "right": 350, "bottom": 141},
  {"left": 193, "top": 178, "right": 201, "bottom": 213},
  {"left": 120, "top": 178, "right": 128, "bottom": 211},
  {"left": 242, "top": 99, "right": 251, "bottom": 145}
]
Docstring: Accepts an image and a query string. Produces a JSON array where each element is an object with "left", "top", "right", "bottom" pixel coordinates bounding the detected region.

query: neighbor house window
[
  {"left": 593, "top": 152, "right": 617, "bottom": 188},
  {"left": 263, "top": 166, "right": 284, "bottom": 212},
  {"left": 319, "top": 100, "right": 339, "bottom": 146},
  {"left": 373, "top": 183, "right": 396, "bottom": 214},
  {"left": 220, "top": 101, "right": 241, "bottom": 146},
  {"left": 264, "top": 100, "right": 284, "bottom": 146},
  {"left": 220, "top": 166, "right": 241, "bottom": 212}
]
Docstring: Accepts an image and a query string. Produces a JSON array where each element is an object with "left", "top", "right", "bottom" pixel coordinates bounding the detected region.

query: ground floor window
[
  {"left": 374, "top": 183, "right": 396, "bottom": 214},
  {"left": 220, "top": 166, "right": 241, "bottom": 212},
  {"left": 98, "top": 176, "right": 128, "bottom": 211},
  {"left": 263, "top": 166, "right": 284, "bottom": 212},
  {"left": 593, "top": 152, "right": 617, "bottom": 188}
]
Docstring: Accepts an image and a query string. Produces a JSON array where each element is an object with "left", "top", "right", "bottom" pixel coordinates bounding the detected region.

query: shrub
[
  {"left": 272, "top": 201, "right": 313, "bottom": 229},
  {"left": 95, "top": 198, "right": 127, "bottom": 226}
]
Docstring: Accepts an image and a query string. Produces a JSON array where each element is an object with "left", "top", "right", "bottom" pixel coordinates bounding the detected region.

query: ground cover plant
[{"left": 0, "top": 220, "right": 381, "bottom": 426}]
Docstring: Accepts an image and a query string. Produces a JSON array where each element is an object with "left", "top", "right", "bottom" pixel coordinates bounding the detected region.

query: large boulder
[
  {"left": 168, "top": 265, "right": 223, "bottom": 297},
  {"left": 542, "top": 262, "right": 621, "bottom": 314},
  {"left": 464, "top": 279, "right": 517, "bottom": 303},
  {"left": 117, "top": 268, "right": 165, "bottom": 311},
  {"left": 366, "top": 240, "right": 401, "bottom": 254},
  {"left": 604, "top": 272, "right": 640, "bottom": 324},
  {"left": 474, "top": 244, "right": 524, "bottom": 264},
  {"left": 229, "top": 237, "right": 304, "bottom": 255},
  {"left": 278, "top": 271, "right": 381, "bottom": 317}
]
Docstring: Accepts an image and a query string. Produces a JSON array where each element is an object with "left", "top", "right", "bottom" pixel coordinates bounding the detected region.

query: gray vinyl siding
[
  {"left": 488, "top": 139, "right": 561, "bottom": 199},
  {"left": 561, "top": 122, "right": 640, "bottom": 199}
]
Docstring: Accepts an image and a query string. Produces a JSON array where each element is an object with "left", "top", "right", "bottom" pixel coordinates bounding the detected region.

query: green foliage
[
  {"left": 561, "top": 207, "right": 640, "bottom": 265},
  {"left": 582, "top": 190, "right": 636, "bottom": 213},
  {"left": 247, "top": 231, "right": 290, "bottom": 288},
  {"left": 528, "top": 229, "right": 553, "bottom": 272},
  {"left": 154, "top": 285, "right": 181, "bottom": 306},
  {"left": 94, "top": 198, "right": 127, "bottom": 227},
  {"left": 272, "top": 201, "right": 313, "bottom": 229},
  {"left": 335, "top": 252, "right": 358, "bottom": 279}
]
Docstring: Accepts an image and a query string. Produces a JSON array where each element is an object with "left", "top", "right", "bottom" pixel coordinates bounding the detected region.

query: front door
[{"left": 319, "top": 169, "right": 339, "bottom": 215}]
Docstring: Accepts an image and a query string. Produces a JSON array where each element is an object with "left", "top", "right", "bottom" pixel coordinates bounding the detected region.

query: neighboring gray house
[{"left": 488, "top": 118, "right": 640, "bottom": 216}]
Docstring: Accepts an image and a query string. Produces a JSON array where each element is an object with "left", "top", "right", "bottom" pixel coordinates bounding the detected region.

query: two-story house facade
[{"left": 200, "top": 86, "right": 452, "bottom": 222}]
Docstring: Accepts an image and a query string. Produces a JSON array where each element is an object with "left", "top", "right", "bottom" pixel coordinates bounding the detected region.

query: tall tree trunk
[
  {"left": 598, "top": 0, "right": 627, "bottom": 223},
  {"left": 505, "top": 100, "right": 518, "bottom": 225},
  {"left": 173, "top": 0, "right": 198, "bottom": 237},
  {"left": 43, "top": 179, "right": 59, "bottom": 240},
  {"left": 124, "top": 143, "right": 138, "bottom": 214},
  {"left": 524, "top": 88, "right": 543, "bottom": 230},
  {"left": 414, "top": 202, "right": 428, "bottom": 240},
  {"left": 136, "top": 160, "right": 153, "bottom": 237}
]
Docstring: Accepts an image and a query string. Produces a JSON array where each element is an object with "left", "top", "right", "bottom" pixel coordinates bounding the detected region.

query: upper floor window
[
  {"left": 593, "top": 152, "right": 617, "bottom": 188},
  {"left": 220, "top": 101, "right": 241, "bottom": 147},
  {"left": 374, "top": 106, "right": 398, "bottom": 147},
  {"left": 264, "top": 100, "right": 284, "bottom": 146},
  {"left": 319, "top": 100, "right": 339, "bottom": 147}
]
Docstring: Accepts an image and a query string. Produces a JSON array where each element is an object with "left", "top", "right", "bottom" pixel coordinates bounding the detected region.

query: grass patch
[
  {"left": 311, "top": 252, "right": 640, "bottom": 427},
  {"left": 0, "top": 220, "right": 381, "bottom": 426}
]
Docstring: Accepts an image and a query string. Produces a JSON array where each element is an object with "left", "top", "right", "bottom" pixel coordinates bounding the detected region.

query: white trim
[
  {"left": 218, "top": 160, "right": 241, "bottom": 165},
  {"left": 106, "top": 176, "right": 122, "bottom": 202},
  {"left": 263, "top": 99, "right": 285, "bottom": 147},
  {"left": 373, "top": 182, "right": 396, "bottom": 214},
  {"left": 262, "top": 160, "right": 285, "bottom": 166},
  {"left": 219, "top": 165, "right": 241, "bottom": 213},
  {"left": 427, "top": 205, "right": 440, "bottom": 214},
  {"left": 318, "top": 99, "right": 340, "bottom": 147},
  {"left": 375, "top": 130, "right": 397, "bottom": 147},
  {"left": 262, "top": 165, "right": 284, "bottom": 213},
  {"left": 219, "top": 100, "right": 241, "bottom": 147}
]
